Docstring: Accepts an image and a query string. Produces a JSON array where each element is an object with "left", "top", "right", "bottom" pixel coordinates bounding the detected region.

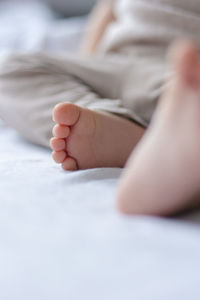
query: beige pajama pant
[
  {"left": 0, "top": 50, "right": 169, "bottom": 148},
  {"left": 0, "top": 0, "right": 199, "bottom": 148}
]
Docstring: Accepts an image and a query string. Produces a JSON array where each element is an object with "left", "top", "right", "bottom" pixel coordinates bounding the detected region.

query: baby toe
[
  {"left": 50, "top": 137, "right": 66, "bottom": 152},
  {"left": 53, "top": 103, "right": 80, "bottom": 126},
  {"left": 62, "top": 157, "right": 78, "bottom": 171},
  {"left": 53, "top": 124, "right": 70, "bottom": 138},
  {"left": 52, "top": 151, "right": 67, "bottom": 164}
]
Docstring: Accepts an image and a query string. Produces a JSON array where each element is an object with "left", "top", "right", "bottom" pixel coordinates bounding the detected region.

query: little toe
[
  {"left": 52, "top": 151, "right": 67, "bottom": 164},
  {"left": 53, "top": 103, "right": 80, "bottom": 126},
  {"left": 50, "top": 137, "right": 66, "bottom": 152},
  {"left": 62, "top": 157, "right": 78, "bottom": 171},
  {"left": 53, "top": 124, "right": 70, "bottom": 138}
]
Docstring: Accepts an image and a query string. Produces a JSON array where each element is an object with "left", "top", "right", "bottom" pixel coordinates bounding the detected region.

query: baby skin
[
  {"left": 50, "top": 105, "right": 144, "bottom": 170},
  {"left": 51, "top": 40, "right": 200, "bottom": 216},
  {"left": 117, "top": 41, "right": 200, "bottom": 216}
]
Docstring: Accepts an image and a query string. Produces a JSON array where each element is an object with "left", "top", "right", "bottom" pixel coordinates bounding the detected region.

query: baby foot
[
  {"left": 117, "top": 41, "right": 200, "bottom": 216},
  {"left": 50, "top": 103, "right": 144, "bottom": 170}
]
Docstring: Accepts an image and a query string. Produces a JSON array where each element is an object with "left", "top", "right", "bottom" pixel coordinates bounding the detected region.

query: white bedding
[
  {"left": 1, "top": 2, "right": 200, "bottom": 300},
  {"left": 0, "top": 1, "right": 87, "bottom": 54},
  {"left": 1, "top": 124, "right": 200, "bottom": 300}
]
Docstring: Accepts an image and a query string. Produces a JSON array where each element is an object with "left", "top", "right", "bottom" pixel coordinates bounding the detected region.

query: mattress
[{"left": 1, "top": 2, "right": 200, "bottom": 300}]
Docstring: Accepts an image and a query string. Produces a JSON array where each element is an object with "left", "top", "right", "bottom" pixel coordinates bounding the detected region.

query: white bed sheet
[
  {"left": 1, "top": 2, "right": 200, "bottom": 299},
  {"left": 0, "top": 1, "right": 87, "bottom": 54},
  {"left": 1, "top": 124, "right": 200, "bottom": 300}
]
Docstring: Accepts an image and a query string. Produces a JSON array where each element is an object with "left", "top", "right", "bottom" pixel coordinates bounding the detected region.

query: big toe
[
  {"left": 53, "top": 103, "right": 80, "bottom": 126},
  {"left": 169, "top": 40, "right": 200, "bottom": 86}
]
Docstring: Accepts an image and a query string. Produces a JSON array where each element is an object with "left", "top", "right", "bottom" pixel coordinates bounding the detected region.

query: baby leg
[
  {"left": 0, "top": 52, "right": 144, "bottom": 169},
  {"left": 117, "top": 41, "right": 200, "bottom": 216}
]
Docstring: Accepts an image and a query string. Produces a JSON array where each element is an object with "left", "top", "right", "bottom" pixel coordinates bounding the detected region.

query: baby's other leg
[{"left": 117, "top": 41, "right": 200, "bottom": 216}]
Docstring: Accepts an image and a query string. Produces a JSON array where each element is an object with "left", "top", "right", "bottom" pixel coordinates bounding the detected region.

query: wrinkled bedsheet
[
  {"left": 1, "top": 1, "right": 200, "bottom": 299},
  {"left": 1, "top": 124, "right": 200, "bottom": 300}
]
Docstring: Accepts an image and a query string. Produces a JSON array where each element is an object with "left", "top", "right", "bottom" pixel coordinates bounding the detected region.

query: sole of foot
[{"left": 50, "top": 102, "right": 145, "bottom": 171}]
